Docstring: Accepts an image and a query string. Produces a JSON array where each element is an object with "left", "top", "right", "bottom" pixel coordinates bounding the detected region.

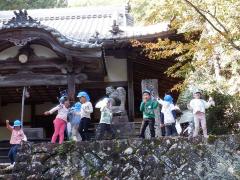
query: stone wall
[{"left": 12, "top": 135, "right": 240, "bottom": 179}]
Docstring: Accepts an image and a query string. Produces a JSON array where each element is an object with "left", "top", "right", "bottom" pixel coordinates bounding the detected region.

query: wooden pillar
[
  {"left": 127, "top": 57, "right": 134, "bottom": 122},
  {"left": 31, "top": 103, "right": 36, "bottom": 127},
  {"left": 0, "top": 96, "right": 2, "bottom": 123},
  {"left": 67, "top": 73, "right": 76, "bottom": 103}
]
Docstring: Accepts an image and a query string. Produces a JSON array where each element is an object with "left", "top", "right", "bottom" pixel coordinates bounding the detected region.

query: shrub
[{"left": 206, "top": 92, "right": 240, "bottom": 135}]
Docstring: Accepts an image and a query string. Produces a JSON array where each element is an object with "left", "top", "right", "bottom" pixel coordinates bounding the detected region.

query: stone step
[
  {"left": 0, "top": 156, "right": 10, "bottom": 163},
  {"left": 0, "top": 163, "right": 11, "bottom": 169},
  {"left": 0, "top": 164, "right": 13, "bottom": 175},
  {"left": 0, "top": 174, "right": 16, "bottom": 180},
  {"left": 0, "top": 147, "right": 9, "bottom": 157},
  {"left": 0, "top": 141, "right": 10, "bottom": 148}
]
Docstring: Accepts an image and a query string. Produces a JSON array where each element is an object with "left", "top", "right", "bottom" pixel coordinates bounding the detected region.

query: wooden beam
[
  {"left": 0, "top": 58, "right": 83, "bottom": 71},
  {"left": 105, "top": 49, "right": 128, "bottom": 59},
  {"left": 0, "top": 72, "right": 87, "bottom": 87},
  {"left": 76, "top": 81, "right": 128, "bottom": 89}
]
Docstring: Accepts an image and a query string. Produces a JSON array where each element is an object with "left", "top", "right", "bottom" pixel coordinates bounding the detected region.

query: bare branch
[
  {"left": 183, "top": 0, "right": 240, "bottom": 51},
  {"left": 199, "top": 8, "right": 229, "bottom": 33}
]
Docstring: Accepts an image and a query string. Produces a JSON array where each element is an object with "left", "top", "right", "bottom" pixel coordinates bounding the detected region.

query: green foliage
[
  {"left": 0, "top": 0, "right": 67, "bottom": 10},
  {"left": 57, "top": 140, "right": 75, "bottom": 157},
  {"left": 131, "top": 33, "right": 198, "bottom": 91},
  {"left": 132, "top": 0, "right": 240, "bottom": 94},
  {"left": 206, "top": 92, "right": 240, "bottom": 135},
  {"left": 176, "top": 87, "right": 193, "bottom": 110},
  {"left": 207, "top": 135, "right": 218, "bottom": 144}
]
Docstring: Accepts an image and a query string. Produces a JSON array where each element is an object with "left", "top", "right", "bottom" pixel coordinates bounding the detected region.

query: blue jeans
[
  {"left": 165, "top": 123, "right": 177, "bottom": 136},
  {"left": 8, "top": 144, "right": 20, "bottom": 164}
]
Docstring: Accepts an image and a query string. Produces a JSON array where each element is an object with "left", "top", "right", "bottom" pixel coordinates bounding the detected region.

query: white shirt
[
  {"left": 49, "top": 104, "right": 69, "bottom": 122},
  {"left": 99, "top": 107, "right": 112, "bottom": 124},
  {"left": 80, "top": 102, "right": 93, "bottom": 119},
  {"left": 157, "top": 99, "right": 175, "bottom": 124},
  {"left": 189, "top": 99, "right": 211, "bottom": 114}
]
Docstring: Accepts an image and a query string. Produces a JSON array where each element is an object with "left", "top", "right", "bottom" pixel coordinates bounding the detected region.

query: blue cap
[
  {"left": 77, "top": 91, "right": 90, "bottom": 101},
  {"left": 59, "top": 96, "right": 68, "bottom": 104},
  {"left": 73, "top": 102, "right": 81, "bottom": 111},
  {"left": 13, "top": 120, "right": 22, "bottom": 127},
  {"left": 164, "top": 95, "right": 173, "bottom": 104}
]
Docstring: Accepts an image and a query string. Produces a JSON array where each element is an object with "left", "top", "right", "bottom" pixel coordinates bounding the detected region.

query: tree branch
[
  {"left": 199, "top": 8, "right": 229, "bottom": 34},
  {"left": 183, "top": 0, "right": 240, "bottom": 51}
]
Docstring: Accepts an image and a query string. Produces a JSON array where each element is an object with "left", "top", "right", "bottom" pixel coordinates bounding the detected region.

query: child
[
  {"left": 44, "top": 96, "right": 70, "bottom": 144},
  {"left": 6, "top": 119, "right": 27, "bottom": 167},
  {"left": 68, "top": 102, "right": 82, "bottom": 141},
  {"left": 140, "top": 90, "right": 159, "bottom": 139},
  {"left": 157, "top": 95, "right": 177, "bottom": 136},
  {"left": 77, "top": 91, "right": 93, "bottom": 141},
  {"left": 96, "top": 98, "right": 115, "bottom": 140},
  {"left": 189, "top": 90, "right": 215, "bottom": 138}
]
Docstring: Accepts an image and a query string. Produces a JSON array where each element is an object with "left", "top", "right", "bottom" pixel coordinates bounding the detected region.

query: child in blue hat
[
  {"left": 68, "top": 102, "right": 82, "bottom": 141},
  {"left": 157, "top": 94, "right": 177, "bottom": 136},
  {"left": 5, "top": 119, "right": 27, "bottom": 167},
  {"left": 44, "top": 96, "right": 70, "bottom": 144},
  {"left": 76, "top": 91, "right": 93, "bottom": 141}
]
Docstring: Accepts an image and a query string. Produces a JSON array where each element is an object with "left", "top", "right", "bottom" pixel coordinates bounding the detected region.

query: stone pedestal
[
  {"left": 112, "top": 122, "right": 135, "bottom": 139},
  {"left": 23, "top": 128, "right": 45, "bottom": 139}
]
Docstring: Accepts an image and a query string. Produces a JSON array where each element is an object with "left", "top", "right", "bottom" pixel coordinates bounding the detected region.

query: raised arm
[
  {"left": 6, "top": 120, "right": 13, "bottom": 132},
  {"left": 44, "top": 105, "right": 62, "bottom": 115},
  {"left": 156, "top": 98, "right": 164, "bottom": 105},
  {"left": 204, "top": 97, "right": 215, "bottom": 109}
]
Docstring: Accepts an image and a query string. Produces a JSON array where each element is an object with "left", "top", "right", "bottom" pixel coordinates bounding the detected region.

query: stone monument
[
  {"left": 106, "top": 86, "right": 128, "bottom": 123},
  {"left": 95, "top": 86, "right": 134, "bottom": 139}
]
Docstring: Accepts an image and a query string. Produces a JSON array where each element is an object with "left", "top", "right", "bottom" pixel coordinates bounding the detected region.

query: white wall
[
  {"left": 105, "top": 56, "right": 128, "bottom": 82},
  {"left": 0, "top": 44, "right": 58, "bottom": 60},
  {"left": 30, "top": 45, "right": 58, "bottom": 58},
  {"left": 0, "top": 46, "right": 20, "bottom": 60}
]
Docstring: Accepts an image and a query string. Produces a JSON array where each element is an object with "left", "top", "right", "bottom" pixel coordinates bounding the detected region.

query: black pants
[
  {"left": 140, "top": 118, "right": 155, "bottom": 138},
  {"left": 165, "top": 123, "right": 177, "bottom": 136},
  {"left": 78, "top": 117, "right": 90, "bottom": 141},
  {"left": 161, "top": 126, "right": 166, "bottom": 136},
  {"left": 8, "top": 144, "right": 20, "bottom": 164},
  {"left": 96, "top": 123, "right": 115, "bottom": 140}
]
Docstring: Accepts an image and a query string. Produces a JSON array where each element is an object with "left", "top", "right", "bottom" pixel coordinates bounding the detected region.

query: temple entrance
[{"left": 0, "top": 84, "right": 128, "bottom": 139}]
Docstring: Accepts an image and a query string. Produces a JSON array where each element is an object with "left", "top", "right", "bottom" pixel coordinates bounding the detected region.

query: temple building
[{"left": 0, "top": 5, "right": 183, "bottom": 140}]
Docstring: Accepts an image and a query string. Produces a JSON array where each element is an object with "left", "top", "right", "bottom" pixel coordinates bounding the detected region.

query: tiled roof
[{"left": 0, "top": 6, "right": 170, "bottom": 43}]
